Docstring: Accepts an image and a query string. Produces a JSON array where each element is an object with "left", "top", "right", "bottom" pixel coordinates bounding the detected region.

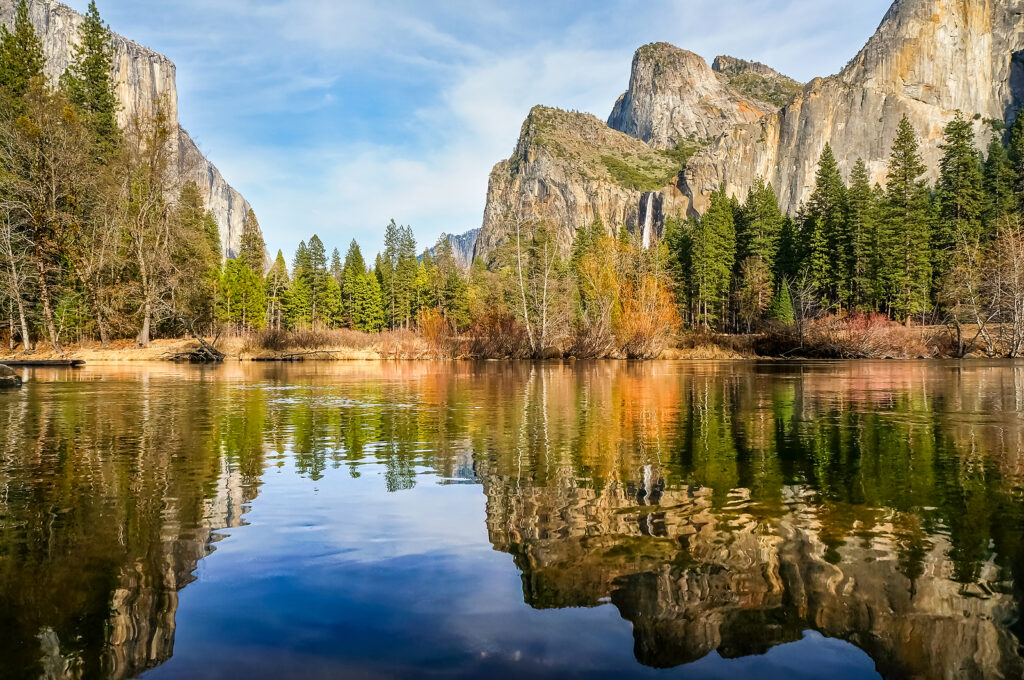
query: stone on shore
[{"left": 0, "top": 364, "right": 23, "bottom": 388}]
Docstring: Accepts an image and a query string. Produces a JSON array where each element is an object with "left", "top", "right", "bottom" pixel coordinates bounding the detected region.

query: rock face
[
  {"left": 0, "top": 363, "right": 21, "bottom": 387},
  {"left": 430, "top": 229, "right": 479, "bottom": 269},
  {"left": 0, "top": 0, "right": 253, "bottom": 258},
  {"left": 607, "top": 43, "right": 792, "bottom": 150},
  {"left": 682, "top": 0, "right": 1024, "bottom": 214},
  {"left": 474, "top": 105, "right": 686, "bottom": 262}
]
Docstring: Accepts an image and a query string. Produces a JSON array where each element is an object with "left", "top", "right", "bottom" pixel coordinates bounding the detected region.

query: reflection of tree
[{"left": 476, "top": 361, "right": 1024, "bottom": 679}]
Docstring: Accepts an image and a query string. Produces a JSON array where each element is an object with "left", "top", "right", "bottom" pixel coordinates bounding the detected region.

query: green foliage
[
  {"left": 804, "top": 144, "right": 849, "bottom": 304},
  {"left": 0, "top": 0, "right": 44, "bottom": 104},
  {"left": 767, "top": 282, "right": 795, "bottom": 324},
  {"left": 220, "top": 259, "right": 266, "bottom": 331},
  {"left": 879, "top": 115, "right": 933, "bottom": 321},
  {"left": 847, "top": 159, "right": 878, "bottom": 309},
  {"left": 238, "top": 209, "right": 266, "bottom": 274},
  {"left": 683, "top": 188, "right": 735, "bottom": 327},
  {"left": 933, "top": 111, "right": 984, "bottom": 280},
  {"left": 59, "top": 0, "right": 119, "bottom": 155},
  {"left": 601, "top": 155, "right": 676, "bottom": 192},
  {"left": 736, "top": 177, "right": 784, "bottom": 273},
  {"left": 265, "top": 251, "right": 289, "bottom": 330},
  {"left": 378, "top": 220, "right": 418, "bottom": 330},
  {"left": 983, "top": 133, "right": 1017, "bottom": 229}
]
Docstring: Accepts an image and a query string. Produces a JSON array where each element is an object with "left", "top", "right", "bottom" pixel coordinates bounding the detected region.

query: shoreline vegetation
[{"left": 1, "top": 4, "right": 1024, "bottom": 363}]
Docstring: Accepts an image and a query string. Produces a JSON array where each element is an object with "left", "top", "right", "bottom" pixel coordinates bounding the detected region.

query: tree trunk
[{"left": 34, "top": 255, "right": 61, "bottom": 353}]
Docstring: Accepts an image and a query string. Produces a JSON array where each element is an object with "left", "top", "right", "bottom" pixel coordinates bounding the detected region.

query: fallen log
[{"left": 164, "top": 338, "right": 225, "bottom": 363}]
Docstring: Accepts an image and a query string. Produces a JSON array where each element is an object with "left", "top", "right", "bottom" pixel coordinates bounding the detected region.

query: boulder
[{"left": 0, "top": 363, "right": 22, "bottom": 388}]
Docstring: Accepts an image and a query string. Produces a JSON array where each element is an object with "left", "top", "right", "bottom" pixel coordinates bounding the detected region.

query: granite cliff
[
  {"left": 0, "top": 0, "right": 253, "bottom": 258},
  {"left": 474, "top": 105, "right": 686, "bottom": 262},
  {"left": 477, "top": 0, "right": 1024, "bottom": 261},
  {"left": 682, "top": 0, "right": 1024, "bottom": 214}
]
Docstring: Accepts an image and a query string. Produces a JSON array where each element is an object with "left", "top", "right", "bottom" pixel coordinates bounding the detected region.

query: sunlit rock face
[
  {"left": 682, "top": 0, "right": 1024, "bottom": 214},
  {"left": 474, "top": 106, "right": 686, "bottom": 262},
  {"left": 0, "top": 0, "right": 253, "bottom": 258},
  {"left": 607, "top": 43, "right": 792, "bottom": 150}
]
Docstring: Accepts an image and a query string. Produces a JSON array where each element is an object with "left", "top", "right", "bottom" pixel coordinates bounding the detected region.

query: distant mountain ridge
[{"left": 0, "top": 0, "right": 254, "bottom": 258}]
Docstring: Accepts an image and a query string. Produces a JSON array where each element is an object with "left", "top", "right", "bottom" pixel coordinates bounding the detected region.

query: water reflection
[{"left": 0, "top": 361, "right": 1022, "bottom": 679}]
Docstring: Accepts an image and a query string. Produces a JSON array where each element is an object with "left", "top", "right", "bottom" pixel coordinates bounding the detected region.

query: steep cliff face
[
  {"left": 682, "top": 0, "right": 1024, "bottom": 214},
  {"left": 0, "top": 0, "right": 253, "bottom": 258},
  {"left": 429, "top": 229, "right": 478, "bottom": 269},
  {"left": 607, "top": 43, "right": 786, "bottom": 151},
  {"left": 474, "top": 105, "right": 686, "bottom": 262}
]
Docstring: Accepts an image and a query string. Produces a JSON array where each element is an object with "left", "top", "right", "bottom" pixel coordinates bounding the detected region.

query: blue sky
[{"left": 65, "top": 0, "right": 892, "bottom": 259}]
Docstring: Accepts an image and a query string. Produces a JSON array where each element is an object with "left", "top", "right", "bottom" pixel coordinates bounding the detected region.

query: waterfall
[{"left": 641, "top": 193, "right": 654, "bottom": 250}]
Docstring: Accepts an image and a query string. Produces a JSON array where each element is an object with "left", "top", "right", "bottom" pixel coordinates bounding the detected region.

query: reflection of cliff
[
  {"left": 0, "top": 376, "right": 264, "bottom": 680},
  {"left": 478, "top": 362, "right": 1024, "bottom": 679}
]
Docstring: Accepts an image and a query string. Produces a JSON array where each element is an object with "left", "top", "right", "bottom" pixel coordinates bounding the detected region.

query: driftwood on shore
[
  {"left": 0, "top": 359, "right": 85, "bottom": 367},
  {"left": 251, "top": 350, "right": 344, "bottom": 362},
  {"left": 164, "top": 337, "right": 225, "bottom": 363}
]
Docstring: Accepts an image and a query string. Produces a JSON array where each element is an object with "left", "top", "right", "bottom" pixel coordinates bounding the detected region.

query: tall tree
[
  {"left": 846, "top": 158, "right": 878, "bottom": 309},
  {"left": 984, "top": 133, "right": 1017, "bottom": 231},
  {"left": 879, "top": 115, "right": 933, "bottom": 323},
  {"left": 0, "top": 0, "right": 44, "bottom": 104},
  {"left": 933, "top": 111, "right": 984, "bottom": 281},
  {"left": 238, "top": 209, "right": 265, "bottom": 274},
  {"left": 804, "top": 144, "right": 849, "bottom": 305},
  {"left": 264, "top": 250, "right": 289, "bottom": 330},
  {"left": 60, "top": 0, "right": 119, "bottom": 154},
  {"left": 686, "top": 188, "right": 735, "bottom": 328},
  {"left": 736, "top": 177, "right": 784, "bottom": 274}
]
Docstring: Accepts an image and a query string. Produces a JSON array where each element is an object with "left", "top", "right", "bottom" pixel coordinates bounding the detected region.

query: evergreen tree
[
  {"left": 221, "top": 259, "right": 266, "bottom": 331},
  {"left": 330, "top": 247, "right": 343, "bottom": 284},
  {"left": 686, "top": 188, "right": 735, "bottom": 328},
  {"left": 431, "top": 235, "right": 470, "bottom": 328},
  {"left": 378, "top": 220, "right": 418, "bottom": 329},
  {"left": 172, "top": 182, "right": 221, "bottom": 331},
  {"left": 1007, "top": 114, "right": 1024, "bottom": 202},
  {"left": 341, "top": 239, "right": 366, "bottom": 327},
  {"left": 736, "top": 177, "right": 784, "bottom": 273},
  {"left": 238, "top": 209, "right": 265, "bottom": 274},
  {"left": 304, "top": 234, "right": 330, "bottom": 326},
  {"left": 983, "top": 133, "right": 1017, "bottom": 230},
  {"left": 767, "top": 282, "right": 795, "bottom": 324},
  {"left": 933, "top": 111, "right": 984, "bottom": 281},
  {"left": 265, "top": 250, "right": 289, "bottom": 330},
  {"left": 846, "top": 159, "right": 878, "bottom": 309},
  {"left": 879, "top": 115, "right": 933, "bottom": 322},
  {"left": 0, "top": 0, "right": 44, "bottom": 104},
  {"left": 804, "top": 144, "right": 849, "bottom": 304},
  {"left": 60, "top": 0, "right": 119, "bottom": 154}
]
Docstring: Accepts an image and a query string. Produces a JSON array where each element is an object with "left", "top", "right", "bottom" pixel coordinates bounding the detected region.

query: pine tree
[
  {"left": 341, "top": 239, "right": 366, "bottom": 327},
  {"left": 238, "top": 209, "right": 265, "bottom": 274},
  {"left": 805, "top": 144, "right": 849, "bottom": 304},
  {"left": 880, "top": 115, "right": 933, "bottom": 323},
  {"left": 933, "top": 111, "right": 984, "bottom": 281},
  {"left": 304, "top": 235, "right": 330, "bottom": 326},
  {"left": 330, "top": 247, "right": 343, "bottom": 284},
  {"left": 221, "top": 259, "right": 266, "bottom": 331},
  {"left": 1007, "top": 114, "right": 1024, "bottom": 203},
  {"left": 0, "top": 0, "right": 44, "bottom": 105},
  {"left": 265, "top": 250, "right": 289, "bottom": 330},
  {"left": 846, "top": 159, "right": 877, "bottom": 309},
  {"left": 379, "top": 220, "right": 418, "bottom": 329},
  {"left": 983, "top": 133, "right": 1017, "bottom": 231},
  {"left": 60, "top": 0, "right": 119, "bottom": 154},
  {"left": 767, "top": 282, "right": 794, "bottom": 324},
  {"left": 736, "top": 177, "right": 784, "bottom": 273},
  {"left": 686, "top": 188, "right": 735, "bottom": 328}
]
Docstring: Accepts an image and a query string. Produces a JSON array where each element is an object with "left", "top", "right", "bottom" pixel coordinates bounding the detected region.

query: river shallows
[{"left": 1, "top": 361, "right": 1022, "bottom": 679}]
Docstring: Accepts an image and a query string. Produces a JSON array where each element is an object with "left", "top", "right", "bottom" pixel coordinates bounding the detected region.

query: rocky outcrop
[
  {"left": 0, "top": 363, "right": 21, "bottom": 387},
  {"left": 0, "top": 0, "right": 253, "bottom": 258},
  {"left": 711, "top": 55, "right": 803, "bottom": 109},
  {"left": 681, "top": 0, "right": 1024, "bottom": 214},
  {"left": 474, "top": 105, "right": 686, "bottom": 262},
  {"left": 607, "top": 43, "right": 784, "bottom": 151}
]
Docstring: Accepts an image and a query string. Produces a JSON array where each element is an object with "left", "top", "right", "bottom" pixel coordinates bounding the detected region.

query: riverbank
[{"left": 0, "top": 322, "right": 987, "bottom": 363}]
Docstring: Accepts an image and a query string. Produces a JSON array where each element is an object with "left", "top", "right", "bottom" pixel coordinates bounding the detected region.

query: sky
[{"left": 63, "top": 0, "right": 893, "bottom": 259}]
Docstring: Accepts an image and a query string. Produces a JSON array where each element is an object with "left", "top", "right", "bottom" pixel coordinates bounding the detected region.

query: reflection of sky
[{"left": 144, "top": 460, "right": 880, "bottom": 679}]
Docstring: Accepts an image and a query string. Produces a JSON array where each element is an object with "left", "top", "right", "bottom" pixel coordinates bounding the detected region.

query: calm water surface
[{"left": 1, "top": 360, "right": 1023, "bottom": 679}]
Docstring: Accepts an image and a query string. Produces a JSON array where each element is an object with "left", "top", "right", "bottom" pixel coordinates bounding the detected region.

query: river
[{"left": 1, "top": 360, "right": 1022, "bottom": 679}]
